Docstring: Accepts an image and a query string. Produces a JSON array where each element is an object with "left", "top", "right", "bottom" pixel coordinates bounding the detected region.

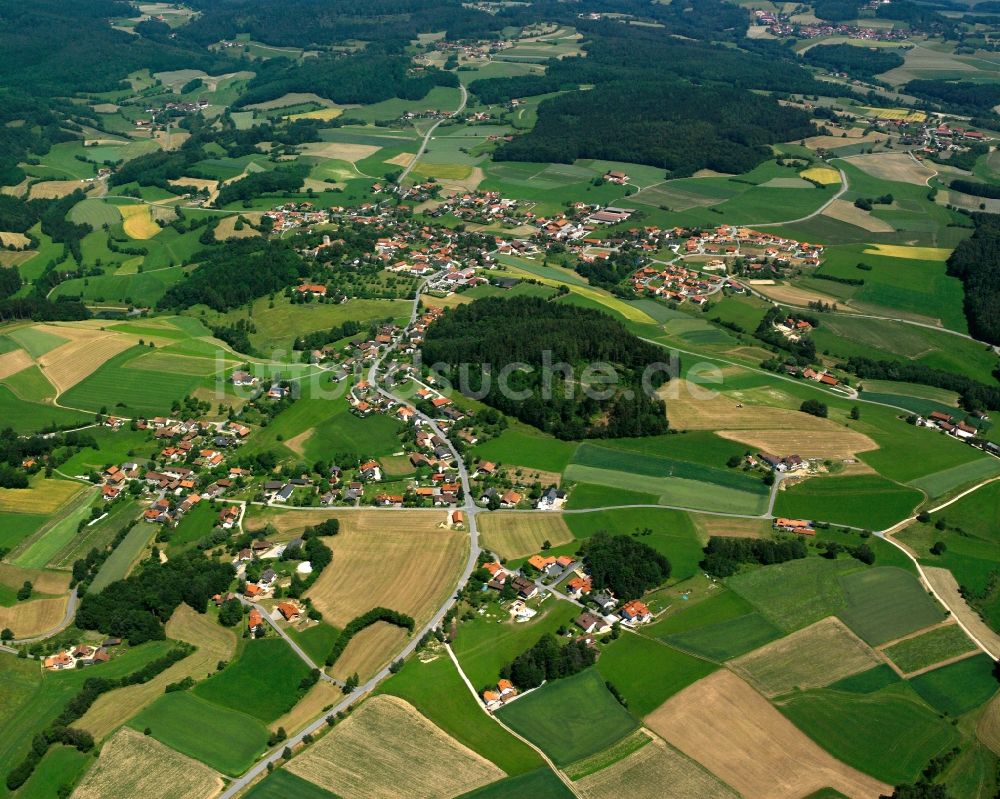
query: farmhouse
[
  {"left": 575, "top": 611, "right": 611, "bottom": 634},
  {"left": 773, "top": 517, "right": 815, "bottom": 535},
  {"left": 620, "top": 599, "right": 653, "bottom": 626}
]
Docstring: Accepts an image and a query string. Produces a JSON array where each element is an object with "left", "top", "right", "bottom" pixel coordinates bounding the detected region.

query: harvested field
[
  {"left": 298, "top": 142, "right": 380, "bottom": 162},
  {"left": 922, "top": 566, "right": 1000, "bottom": 658},
  {"left": 692, "top": 514, "right": 770, "bottom": 540},
  {"left": 978, "top": 693, "right": 1000, "bottom": 756},
  {"left": 168, "top": 177, "right": 219, "bottom": 205},
  {"left": 728, "top": 617, "right": 882, "bottom": 698},
  {"left": 576, "top": 732, "right": 738, "bottom": 799},
  {"left": 120, "top": 204, "right": 160, "bottom": 239},
  {"left": 154, "top": 130, "right": 190, "bottom": 151},
  {"left": 0, "top": 562, "right": 70, "bottom": 595},
  {"left": 0, "top": 595, "right": 68, "bottom": 637},
  {"left": 72, "top": 727, "right": 222, "bottom": 799},
  {"left": 860, "top": 107, "right": 925, "bottom": 123},
  {"left": 28, "top": 180, "right": 88, "bottom": 200},
  {"left": 821, "top": 198, "right": 895, "bottom": 233},
  {"left": 645, "top": 670, "right": 890, "bottom": 799},
  {"left": 286, "top": 694, "right": 504, "bottom": 799},
  {"left": 843, "top": 153, "right": 934, "bottom": 186},
  {"left": 246, "top": 92, "right": 338, "bottom": 110},
  {"left": 269, "top": 680, "right": 342, "bottom": 735},
  {"left": 37, "top": 326, "right": 136, "bottom": 394},
  {"left": 478, "top": 512, "right": 574, "bottom": 560},
  {"left": 0, "top": 349, "right": 32, "bottom": 380},
  {"left": 717, "top": 429, "right": 877, "bottom": 462},
  {"left": 297, "top": 512, "right": 467, "bottom": 628},
  {"left": 386, "top": 152, "right": 416, "bottom": 167},
  {"left": 329, "top": 621, "right": 410, "bottom": 681},
  {"left": 288, "top": 107, "right": 343, "bottom": 121},
  {"left": 79, "top": 604, "right": 236, "bottom": 740},
  {"left": 804, "top": 132, "right": 887, "bottom": 150},
  {"left": 0, "top": 231, "right": 30, "bottom": 248},
  {"left": 214, "top": 214, "right": 262, "bottom": 240},
  {"left": 252, "top": 508, "right": 443, "bottom": 537},
  {"left": 753, "top": 282, "right": 853, "bottom": 309},
  {"left": 0, "top": 478, "right": 84, "bottom": 514}
]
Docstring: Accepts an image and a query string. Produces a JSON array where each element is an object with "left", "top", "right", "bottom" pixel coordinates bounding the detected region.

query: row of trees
[
  {"left": 500, "top": 633, "right": 597, "bottom": 690},
  {"left": 701, "top": 536, "right": 808, "bottom": 577},
  {"left": 326, "top": 607, "right": 415, "bottom": 668}
]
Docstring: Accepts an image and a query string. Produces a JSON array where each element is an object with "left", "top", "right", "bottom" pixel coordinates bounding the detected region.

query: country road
[
  {"left": 397, "top": 83, "right": 468, "bottom": 185},
  {"left": 732, "top": 165, "right": 849, "bottom": 228}
]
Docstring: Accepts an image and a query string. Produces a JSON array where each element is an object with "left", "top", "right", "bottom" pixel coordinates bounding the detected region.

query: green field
[
  {"left": 882, "top": 625, "right": 976, "bottom": 674},
  {"left": 836, "top": 567, "right": 946, "bottom": 646},
  {"left": 727, "top": 557, "right": 861, "bottom": 633},
  {"left": 48, "top": 499, "right": 142, "bottom": 569},
  {"left": 595, "top": 632, "right": 716, "bottom": 716},
  {"left": 0, "top": 386, "right": 90, "bottom": 434},
  {"left": 773, "top": 475, "right": 921, "bottom": 530},
  {"left": 780, "top": 682, "right": 961, "bottom": 785},
  {"left": 907, "top": 458, "right": 1000, "bottom": 501},
  {"left": 193, "top": 638, "right": 312, "bottom": 723},
  {"left": 908, "top": 655, "right": 1000, "bottom": 717},
  {"left": 496, "top": 668, "right": 638, "bottom": 766},
  {"left": 161, "top": 503, "right": 219, "bottom": 556},
  {"left": 285, "top": 622, "right": 341, "bottom": 667},
  {"left": 7, "top": 327, "right": 66, "bottom": 358},
  {"left": 380, "top": 648, "right": 543, "bottom": 775},
  {"left": 14, "top": 489, "right": 95, "bottom": 569},
  {"left": 243, "top": 769, "right": 338, "bottom": 799},
  {"left": 663, "top": 611, "right": 784, "bottom": 661},
  {"left": 0, "top": 512, "right": 47, "bottom": 551},
  {"left": 828, "top": 664, "right": 901, "bottom": 694},
  {"left": 646, "top": 589, "right": 756, "bottom": 637},
  {"left": 472, "top": 428, "right": 578, "bottom": 472},
  {"left": 129, "top": 691, "right": 270, "bottom": 775},
  {"left": 452, "top": 599, "right": 580, "bottom": 689},
  {"left": 457, "top": 767, "right": 573, "bottom": 799},
  {"left": 87, "top": 522, "right": 154, "bottom": 593},
  {"left": 60, "top": 346, "right": 208, "bottom": 416},
  {"left": 12, "top": 744, "right": 89, "bottom": 799}
]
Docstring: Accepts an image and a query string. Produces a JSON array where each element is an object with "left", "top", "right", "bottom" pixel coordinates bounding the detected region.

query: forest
[
  {"left": 700, "top": 536, "right": 808, "bottom": 578},
  {"left": 158, "top": 239, "right": 309, "bottom": 312},
  {"left": 802, "top": 43, "right": 905, "bottom": 80},
  {"left": 946, "top": 213, "right": 1000, "bottom": 347},
  {"left": 422, "top": 296, "right": 670, "bottom": 439},
  {"left": 845, "top": 356, "right": 1000, "bottom": 413},
  {"left": 495, "top": 81, "right": 813, "bottom": 175},
  {"left": 904, "top": 80, "right": 1000, "bottom": 114},
  {"left": 580, "top": 532, "right": 671, "bottom": 601}
]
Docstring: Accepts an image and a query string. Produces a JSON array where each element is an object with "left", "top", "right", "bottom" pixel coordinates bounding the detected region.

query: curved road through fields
[{"left": 397, "top": 84, "right": 468, "bottom": 185}]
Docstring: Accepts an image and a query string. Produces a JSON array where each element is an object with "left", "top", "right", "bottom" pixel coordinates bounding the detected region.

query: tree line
[
  {"left": 700, "top": 536, "right": 808, "bottom": 577},
  {"left": 500, "top": 633, "right": 597, "bottom": 690},
  {"left": 844, "top": 355, "right": 1000, "bottom": 414},
  {"left": 325, "top": 607, "right": 415, "bottom": 668}
]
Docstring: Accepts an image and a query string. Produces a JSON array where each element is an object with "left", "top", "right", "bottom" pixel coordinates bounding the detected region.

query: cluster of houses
[
  {"left": 431, "top": 191, "right": 521, "bottom": 225},
  {"left": 263, "top": 202, "right": 331, "bottom": 233},
  {"left": 630, "top": 262, "right": 725, "bottom": 305},
  {"left": 773, "top": 517, "right": 816, "bottom": 535},
  {"left": 43, "top": 639, "right": 120, "bottom": 671},
  {"left": 683, "top": 226, "right": 823, "bottom": 270},
  {"left": 754, "top": 9, "right": 911, "bottom": 41},
  {"left": 917, "top": 410, "right": 979, "bottom": 440},
  {"left": 535, "top": 205, "right": 635, "bottom": 241}
]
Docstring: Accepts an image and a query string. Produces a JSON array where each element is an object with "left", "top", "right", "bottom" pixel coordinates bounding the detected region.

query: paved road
[
  {"left": 397, "top": 84, "right": 468, "bottom": 185},
  {"left": 731, "top": 165, "right": 848, "bottom": 228}
]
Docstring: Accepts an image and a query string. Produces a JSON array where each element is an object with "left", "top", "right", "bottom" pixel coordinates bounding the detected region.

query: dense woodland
[
  {"left": 159, "top": 239, "right": 308, "bottom": 312},
  {"left": 802, "top": 43, "right": 905, "bottom": 80},
  {"left": 422, "top": 296, "right": 670, "bottom": 439},
  {"left": 580, "top": 532, "right": 671, "bottom": 600},
  {"left": 946, "top": 213, "right": 1000, "bottom": 347},
  {"left": 700, "top": 536, "right": 808, "bottom": 577},
  {"left": 904, "top": 80, "right": 1000, "bottom": 114}
]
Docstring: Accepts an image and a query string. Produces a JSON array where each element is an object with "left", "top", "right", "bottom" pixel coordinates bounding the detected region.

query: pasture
[
  {"left": 381, "top": 645, "right": 542, "bottom": 775},
  {"left": 193, "top": 638, "right": 311, "bottom": 723},
  {"left": 881, "top": 623, "right": 976, "bottom": 675},
  {"left": 243, "top": 770, "right": 338, "bottom": 799},
  {"left": 779, "top": 682, "right": 961, "bottom": 785},
  {"left": 286, "top": 695, "right": 505, "bottom": 799},
  {"left": 773, "top": 475, "right": 921, "bottom": 530},
  {"left": 646, "top": 670, "right": 891, "bottom": 799},
  {"left": 33, "top": 324, "right": 140, "bottom": 394},
  {"left": 472, "top": 429, "right": 578, "bottom": 472},
  {"left": 478, "top": 513, "right": 574, "bottom": 560},
  {"left": 836, "top": 567, "right": 946, "bottom": 646},
  {"left": 595, "top": 632, "right": 717, "bottom": 716},
  {"left": 909, "top": 655, "right": 1000, "bottom": 717},
  {"left": 663, "top": 611, "right": 784, "bottom": 661},
  {"left": 87, "top": 523, "right": 154, "bottom": 593},
  {"left": 80, "top": 604, "right": 236, "bottom": 740},
  {"left": 458, "top": 768, "right": 572, "bottom": 798},
  {"left": 73, "top": 727, "right": 223, "bottom": 799},
  {"left": 575, "top": 733, "right": 739, "bottom": 799},
  {"left": 728, "top": 617, "right": 882, "bottom": 698},
  {"left": 129, "top": 692, "right": 270, "bottom": 775},
  {"left": 496, "top": 669, "right": 638, "bottom": 766},
  {"left": 0, "top": 511, "right": 47, "bottom": 551}
]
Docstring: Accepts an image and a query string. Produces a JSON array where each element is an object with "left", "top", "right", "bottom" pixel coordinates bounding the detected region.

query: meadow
[
  {"left": 456, "top": 768, "right": 572, "bottom": 798},
  {"left": 663, "top": 611, "right": 784, "bottom": 661},
  {"left": 129, "top": 691, "right": 270, "bottom": 775},
  {"left": 773, "top": 475, "right": 922, "bottom": 530},
  {"left": 12, "top": 745, "right": 89, "bottom": 799},
  {"left": 779, "top": 682, "right": 961, "bottom": 785},
  {"left": 594, "top": 632, "right": 717, "bottom": 717},
  {"left": 379, "top": 649, "right": 543, "bottom": 775},
  {"left": 882, "top": 624, "right": 976, "bottom": 674},
  {"left": 496, "top": 668, "right": 638, "bottom": 765},
  {"left": 908, "top": 655, "right": 1000, "bottom": 717},
  {"left": 835, "top": 567, "right": 946, "bottom": 646},
  {"left": 472, "top": 428, "right": 578, "bottom": 472},
  {"left": 243, "top": 770, "right": 338, "bottom": 799},
  {"left": 193, "top": 638, "right": 312, "bottom": 723},
  {"left": 87, "top": 522, "right": 154, "bottom": 593}
]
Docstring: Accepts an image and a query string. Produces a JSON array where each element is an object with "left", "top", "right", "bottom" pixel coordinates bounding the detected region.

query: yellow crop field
[
  {"left": 119, "top": 204, "right": 160, "bottom": 239},
  {"left": 728, "top": 617, "right": 882, "bottom": 698},
  {"left": 36, "top": 325, "right": 135, "bottom": 393},
  {"left": 287, "top": 695, "right": 505, "bottom": 799},
  {"left": 0, "top": 595, "right": 69, "bottom": 638},
  {"left": 288, "top": 107, "right": 344, "bottom": 121},
  {"left": 0, "top": 349, "right": 32, "bottom": 380},
  {"left": 978, "top": 693, "right": 1000, "bottom": 756},
  {"left": 0, "top": 478, "right": 85, "bottom": 514},
  {"left": 799, "top": 167, "right": 840, "bottom": 185},
  {"left": 270, "top": 680, "right": 343, "bottom": 735},
  {"left": 478, "top": 512, "right": 574, "bottom": 560},
  {"left": 73, "top": 727, "right": 222, "bottom": 799},
  {"left": 28, "top": 181, "right": 87, "bottom": 200},
  {"left": 0, "top": 563, "right": 70, "bottom": 595},
  {"left": 860, "top": 107, "right": 926, "bottom": 123},
  {"left": 0, "top": 232, "right": 31, "bottom": 248},
  {"left": 862, "top": 244, "right": 952, "bottom": 261},
  {"left": 330, "top": 621, "right": 410, "bottom": 681},
  {"left": 79, "top": 604, "right": 236, "bottom": 740}
]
